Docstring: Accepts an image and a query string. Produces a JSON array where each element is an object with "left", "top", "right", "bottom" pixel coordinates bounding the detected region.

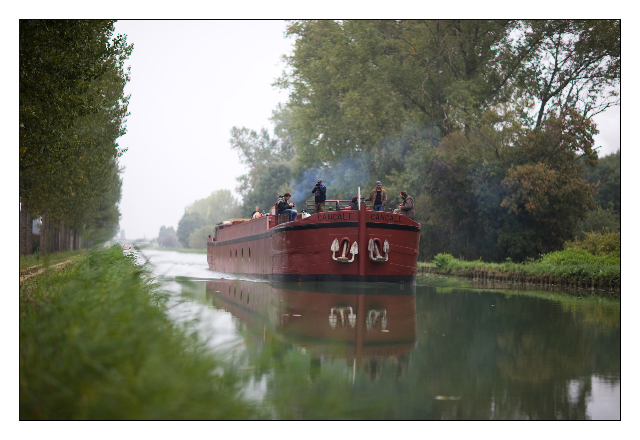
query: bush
[
  {"left": 432, "top": 253, "right": 456, "bottom": 269},
  {"left": 565, "top": 231, "right": 620, "bottom": 259},
  {"left": 427, "top": 247, "right": 619, "bottom": 285}
]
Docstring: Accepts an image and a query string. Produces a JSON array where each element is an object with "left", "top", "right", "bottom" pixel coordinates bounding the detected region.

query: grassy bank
[
  {"left": 420, "top": 248, "right": 620, "bottom": 290},
  {"left": 20, "top": 249, "right": 86, "bottom": 271},
  {"left": 19, "top": 245, "right": 258, "bottom": 420}
]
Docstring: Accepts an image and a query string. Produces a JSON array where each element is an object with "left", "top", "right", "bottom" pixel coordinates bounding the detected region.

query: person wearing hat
[
  {"left": 365, "top": 181, "right": 387, "bottom": 212},
  {"left": 393, "top": 191, "right": 415, "bottom": 219},
  {"left": 311, "top": 179, "right": 327, "bottom": 213}
]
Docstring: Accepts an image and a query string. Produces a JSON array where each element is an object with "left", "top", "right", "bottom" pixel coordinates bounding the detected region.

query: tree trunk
[
  {"left": 20, "top": 202, "right": 32, "bottom": 255},
  {"left": 73, "top": 228, "right": 77, "bottom": 250},
  {"left": 53, "top": 225, "right": 59, "bottom": 253},
  {"left": 40, "top": 215, "right": 47, "bottom": 255},
  {"left": 59, "top": 221, "right": 65, "bottom": 252}
]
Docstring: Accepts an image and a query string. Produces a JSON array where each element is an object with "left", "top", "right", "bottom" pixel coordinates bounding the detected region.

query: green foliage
[
  {"left": 499, "top": 160, "right": 595, "bottom": 260},
  {"left": 432, "top": 253, "right": 456, "bottom": 269},
  {"left": 242, "top": 163, "right": 294, "bottom": 215},
  {"left": 521, "top": 20, "right": 620, "bottom": 128},
  {"left": 20, "top": 249, "right": 85, "bottom": 271},
  {"left": 270, "top": 20, "right": 619, "bottom": 262},
  {"left": 582, "top": 150, "right": 620, "bottom": 214},
  {"left": 429, "top": 248, "right": 620, "bottom": 285},
  {"left": 565, "top": 231, "right": 620, "bottom": 259},
  {"left": 19, "top": 246, "right": 258, "bottom": 419},
  {"left": 575, "top": 206, "right": 620, "bottom": 239},
  {"left": 19, "top": 20, "right": 132, "bottom": 247},
  {"left": 184, "top": 189, "right": 242, "bottom": 225},
  {"left": 176, "top": 212, "right": 205, "bottom": 248},
  {"left": 188, "top": 225, "right": 216, "bottom": 249},
  {"left": 230, "top": 104, "right": 296, "bottom": 201}
]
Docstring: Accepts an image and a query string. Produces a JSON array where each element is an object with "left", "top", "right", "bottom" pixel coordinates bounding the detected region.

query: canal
[{"left": 142, "top": 249, "right": 620, "bottom": 420}]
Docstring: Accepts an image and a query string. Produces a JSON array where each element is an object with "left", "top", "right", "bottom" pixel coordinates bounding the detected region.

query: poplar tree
[{"left": 19, "top": 20, "right": 132, "bottom": 254}]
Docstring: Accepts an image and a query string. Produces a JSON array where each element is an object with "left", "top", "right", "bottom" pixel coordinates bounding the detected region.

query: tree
[
  {"left": 19, "top": 20, "right": 132, "bottom": 254},
  {"left": 499, "top": 162, "right": 594, "bottom": 260},
  {"left": 229, "top": 104, "right": 297, "bottom": 205},
  {"left": 273, "top": 20, "right": 619, "bottom": 261},
  {"left": 176, "top": 212, "right": 205, "bottom": 248},
  {"left": 188, "top": 225, "right": 216, "bottom": 249},
  {"left": 158, "top": 226, "right": 180, "bottom": 248},
  {"left": 241, "top": 163, "right": 293, "bottom": 215},
  {"left": 182, "top": 190, "right": 242, "bottom": 225},
  {"left": 582, "top": 150, "right": 620, "bottom": 214},
  {"left": 520, "top": 20, "right": 620, "bottom": 129}
]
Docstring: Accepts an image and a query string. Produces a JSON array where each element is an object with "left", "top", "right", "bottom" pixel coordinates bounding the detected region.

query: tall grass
[
  {"left": 19, "top": 245, "right": 258, "bottom": 420},
  {"left": 20, "top": 249, "right": 85, "bottom": 271}
]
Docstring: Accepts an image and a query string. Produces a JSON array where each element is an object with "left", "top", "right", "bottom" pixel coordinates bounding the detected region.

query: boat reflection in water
[{"left": 205, "top": 279, "right": 416, "bottom": 381}]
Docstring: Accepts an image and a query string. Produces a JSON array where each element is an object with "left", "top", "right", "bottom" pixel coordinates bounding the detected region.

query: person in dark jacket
[
  {"left": 276, "top": 193, "right": 297, "bottom": 222},
  {"left": 394, "top": 191, "right": 415, "bottom": 220},
  {"left": 348, "top": 196, "right": 359, "bottom": 210},
  {"left": 311, "top": 179, "right": 327, "bottom": 213},
  {"left": 365, "top": 181, "right": 387, "bottom": 211}
]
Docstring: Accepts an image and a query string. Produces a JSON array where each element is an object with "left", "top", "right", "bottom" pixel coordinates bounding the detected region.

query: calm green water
[{"left": 146, "top": 250, "right": 621, "bottom": 420}]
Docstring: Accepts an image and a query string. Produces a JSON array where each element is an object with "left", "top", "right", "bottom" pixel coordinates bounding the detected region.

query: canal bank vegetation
[
  {"left": 20, "top": 245, "right": 259, "bottom": 419},
  {"left": 421, "top": 230, "right": 620, "bottom": 291},
  {"left": 19, "top": 249, "right": 86, "bottom": 272},
  {"left": 20, "top": 20, "right": 132, "bottom": 256}
]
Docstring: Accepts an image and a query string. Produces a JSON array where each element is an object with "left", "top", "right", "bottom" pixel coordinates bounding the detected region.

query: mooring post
[{"left": 358, "top": 202, "right": 367, "bottom": 278}]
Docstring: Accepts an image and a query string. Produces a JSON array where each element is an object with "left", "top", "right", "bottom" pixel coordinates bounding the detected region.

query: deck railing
[{"left": 304, "top": 199, "right": 373, "bottom": 213}]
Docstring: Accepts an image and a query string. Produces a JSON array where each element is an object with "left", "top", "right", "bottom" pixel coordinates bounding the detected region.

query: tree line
[
  {"left": 163, "top": 190, "right": 242, "bottom": 249},
  {"left": 19, "top": 20, "right": 132, "bottom": 255},
  {"left": 227, "top": 20, "right": 619, "bottom": 262}
]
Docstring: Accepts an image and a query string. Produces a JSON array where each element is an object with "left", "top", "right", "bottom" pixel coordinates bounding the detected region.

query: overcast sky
[
  {"left": 113, "top": 20, "right": 621, "bottom": 240},
  {"left": 113, "top": 20, "right": 293, "bottom": 240}
]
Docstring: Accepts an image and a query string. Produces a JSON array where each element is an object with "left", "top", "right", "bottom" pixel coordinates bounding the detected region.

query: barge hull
[{"left": 207, "top": 205, "right": 420, "bottom": 284}]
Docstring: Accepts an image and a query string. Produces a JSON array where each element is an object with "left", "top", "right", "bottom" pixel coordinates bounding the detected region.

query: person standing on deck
[
  {"left": 311, "top": 179, "right": 327, "bottom": 213},
  {"left": 365, "top": 181, "right": 387, "bottom": 212},
  {"left": 276, "top": 193, "right": 298, "bottom": 222},
  {"left": 251, "top": 206, "right": 263, "bottom": 219}
]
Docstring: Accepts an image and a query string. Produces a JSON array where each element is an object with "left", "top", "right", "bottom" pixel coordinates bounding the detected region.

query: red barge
[{"left": 207, "top": 201, "right": 420, "bottom": 283}]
